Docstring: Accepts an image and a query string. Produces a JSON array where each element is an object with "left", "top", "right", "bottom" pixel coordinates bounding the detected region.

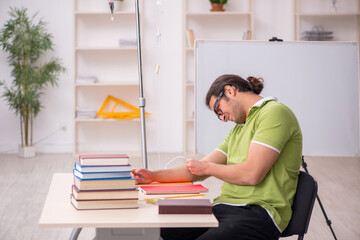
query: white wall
[{"left": 0, "top": 0, "right": 294, "bottom": 154}]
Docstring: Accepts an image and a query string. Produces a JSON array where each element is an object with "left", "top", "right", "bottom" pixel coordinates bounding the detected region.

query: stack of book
[
  {"left": 71, "top": 153, "right": 138, "bottom": 210},
  {"left": 75, "top": 107, "right": 97, "bottom": 119}
]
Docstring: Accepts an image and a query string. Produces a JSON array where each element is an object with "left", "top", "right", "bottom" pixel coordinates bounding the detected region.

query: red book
[
  {"left": 79, "top": 154, "right": 129, "bottom": 166},
  {"left": 136, "top": 181, "right": 192, "bottom": 187},
  {"left": 158, "top": 199, "right": 212, "bottom": 214},
  {"left": 139, "top": 184, "right": 208, "bottom": 195}
]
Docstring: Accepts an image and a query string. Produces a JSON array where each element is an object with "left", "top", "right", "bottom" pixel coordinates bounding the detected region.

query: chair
[{"left": 281, "top": 171, "right": 318, "bottom": 240}]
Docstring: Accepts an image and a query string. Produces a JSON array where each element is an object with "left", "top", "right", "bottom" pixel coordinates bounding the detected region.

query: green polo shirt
[{"left": 213, "top": 97, "right": 302, "bottom": 232}]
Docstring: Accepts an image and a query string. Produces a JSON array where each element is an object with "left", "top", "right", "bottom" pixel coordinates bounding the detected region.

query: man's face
[{"left": 209, "top": 89, "right": 246, "bottom": 124}]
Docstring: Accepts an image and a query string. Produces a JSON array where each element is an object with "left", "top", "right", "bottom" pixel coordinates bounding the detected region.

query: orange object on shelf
[{"left": 97, "top": 95, "right": 150, "bottom": 119}]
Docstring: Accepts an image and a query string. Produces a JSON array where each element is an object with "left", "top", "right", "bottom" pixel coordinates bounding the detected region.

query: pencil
[{"left": 163, "top": 194, "right": 206, "bottom": 199}]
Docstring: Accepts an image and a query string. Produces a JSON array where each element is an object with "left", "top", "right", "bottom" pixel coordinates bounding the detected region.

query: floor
[{"left": 0, "top": 152, "right": 359, "bottom": 240}]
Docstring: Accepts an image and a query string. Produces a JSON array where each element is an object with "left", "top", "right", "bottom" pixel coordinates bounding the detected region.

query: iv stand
[{"left": 135, "top": 0, "right": 148, "bottom": 169}]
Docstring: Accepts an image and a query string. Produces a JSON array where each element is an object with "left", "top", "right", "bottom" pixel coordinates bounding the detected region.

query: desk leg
[{"left": 69, "top": 228, "right": 82, "bottom": 240}]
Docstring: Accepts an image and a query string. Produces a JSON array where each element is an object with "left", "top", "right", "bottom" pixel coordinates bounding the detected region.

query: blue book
[
  {"left": 73, "top": 169, "right": 132, "bottom": 180},
  {"left": 74, "top": 175, "right": 136, "bottom": 190},
  {"left": 74, "top": 162, "right": 131, "bottom": 173}
]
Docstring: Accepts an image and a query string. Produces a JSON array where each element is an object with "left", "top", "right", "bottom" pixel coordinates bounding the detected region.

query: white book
[{"left": 75, "top": 162, "right": 132, "bottom": 173}]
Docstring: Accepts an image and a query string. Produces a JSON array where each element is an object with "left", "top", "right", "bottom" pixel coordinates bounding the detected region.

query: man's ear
[{"left": 225, "top": 85, "right": 236, "bottom": 96}]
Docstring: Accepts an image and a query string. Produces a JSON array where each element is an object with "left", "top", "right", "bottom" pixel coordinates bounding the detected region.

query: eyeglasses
[{"left": 213, "top": 89, "right": 224, "bottom": 121}]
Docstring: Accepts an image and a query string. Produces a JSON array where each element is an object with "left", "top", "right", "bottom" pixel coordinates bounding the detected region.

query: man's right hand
[{"left": 131, "top": 168, "right": 154, "bottom": 184}]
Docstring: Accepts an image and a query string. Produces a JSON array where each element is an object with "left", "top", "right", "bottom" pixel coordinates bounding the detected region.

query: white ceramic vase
[
  {"left": 113, "top": 1, "right": 122, "bottom": 11},
  {"left": 19, "top": 145, "right": 35, "bottom": 158}
]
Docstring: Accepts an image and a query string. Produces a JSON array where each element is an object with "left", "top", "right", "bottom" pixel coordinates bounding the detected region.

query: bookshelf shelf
[
  {"left": 297, "top": 13, "right": 360, "bottom": 17},
  {"left": 75, "top": 47, "right": 137, "bottom": 51},
  {"left": 186, "top": 118, "right": 194, "bottom": 123},
  {"left": 186, "top": 12, "right": 251, "bottom": 17},
  {"left": 182, "top": 0, "right": 253, "bottom": 154},
  {"left": 75, "top": 82, "right": 139, "bottom": 87},
  {"left": 185, "top": 82, "right": 195, "bottom": 88},
  {"left": 75, "top": 118, "right": 140, "bottom": 123},
  {"left": 75, "top": 11, "right": 135, "bottom": 16}
]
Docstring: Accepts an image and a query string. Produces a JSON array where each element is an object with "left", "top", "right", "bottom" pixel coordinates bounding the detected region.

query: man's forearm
[{"left": 152, "top": 165, "right": 208, "bottom": 183}]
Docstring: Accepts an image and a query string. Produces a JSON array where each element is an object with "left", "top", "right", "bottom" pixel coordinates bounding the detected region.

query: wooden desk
[{"left": 39, "top": 173, "right": 218, "bottom": 238}]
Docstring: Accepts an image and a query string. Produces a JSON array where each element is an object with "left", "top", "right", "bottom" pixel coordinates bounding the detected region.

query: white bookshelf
[
  {"left": 182, "top": 0, "right": 253, "bottom": 154},
  {"left": 73, "top": 0, "right": 141, "bottom": 155},
  {"left": 294, "top": 0, "right": 360, "bottom": 41}
]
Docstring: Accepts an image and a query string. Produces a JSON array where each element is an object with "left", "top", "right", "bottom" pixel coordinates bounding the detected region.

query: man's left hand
[{"left": 185, "top": 159, "right": 210, "bottom": 176}]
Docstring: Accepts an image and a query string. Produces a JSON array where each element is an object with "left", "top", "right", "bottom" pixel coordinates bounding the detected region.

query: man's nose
[{"left": 220, "top": 114, "right": 226, "bottom": 122}]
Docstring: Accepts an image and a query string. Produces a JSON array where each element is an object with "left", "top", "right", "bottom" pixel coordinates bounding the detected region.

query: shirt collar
[{"left": 248, "top": 96, "right": 278, "bottom": 113}]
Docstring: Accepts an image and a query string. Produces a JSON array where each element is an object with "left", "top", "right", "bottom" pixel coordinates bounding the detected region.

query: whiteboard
[{"left": 195, "top": 41, "right": 359, "bottom": 156}]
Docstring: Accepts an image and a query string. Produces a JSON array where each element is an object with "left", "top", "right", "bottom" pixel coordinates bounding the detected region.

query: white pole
[{"left": 135, "top": 0, "right": 148, "bottom": 169}]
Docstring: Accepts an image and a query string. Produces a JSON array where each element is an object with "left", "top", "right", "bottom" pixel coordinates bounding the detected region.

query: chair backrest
[{"left": 281, "top": 171, "right": 318, "bottom": 239}]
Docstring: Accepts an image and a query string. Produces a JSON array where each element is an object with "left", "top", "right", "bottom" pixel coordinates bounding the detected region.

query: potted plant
[
  {"left": 114, "top": 0, "right": 124, "bottom": 11},
  {"left": 210, "top": 0, "right": 228, "bottom": 12},
  {"left": 0, "top": 7, "right": 65, "bottom": 158}
]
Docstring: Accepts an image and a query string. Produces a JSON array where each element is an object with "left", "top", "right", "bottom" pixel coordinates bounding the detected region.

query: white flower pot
[
  {"left": 19, "top": 145, "right": 35, "bottom": 158},
  {"left": 113, "top": 1, "right": 122, "bottom": 11}
]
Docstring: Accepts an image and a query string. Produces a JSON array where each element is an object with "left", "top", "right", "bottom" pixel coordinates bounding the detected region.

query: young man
[{"left": 132, "top": 74, "right": 303, "bottom": 240}]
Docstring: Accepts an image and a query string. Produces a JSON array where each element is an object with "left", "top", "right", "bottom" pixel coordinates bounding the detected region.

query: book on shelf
[
  {"left": 73, "top": 169, "right": 131, "bottom": 180},
  {"left": 76, "top": 107, "right": 97, "bottom": 119},
  {"left": 72, "top": 185, "right": 138, "bottom": 200},
  {"left": 246, "top": 30, "right": 252, "bottom": 40},
  {"left": 186, "top": 29, "right": 195, "bottom": 48},
  {"left": 74, "top": 175, "right": 136, "bottom": 191},
  {"left": 75, "top": 162, "right": 132, "bottom": 173},
  {"left": 158, "top": 199, "right": 212, "bottom": 214},
  {"left": 242, "top": 30, "right": 252, "bottom": 40},
  {"left": 70, "top": 194, "right": 138, "bottom": 210},
  {"left": 79, "top": 153, "right": 129, "bottom": 166},
  {"left": 139, "top": 184, "right": 208, "bottom": 195},
  {"left": 118, "top": 38, "right": 137, "bottom": 47}
]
